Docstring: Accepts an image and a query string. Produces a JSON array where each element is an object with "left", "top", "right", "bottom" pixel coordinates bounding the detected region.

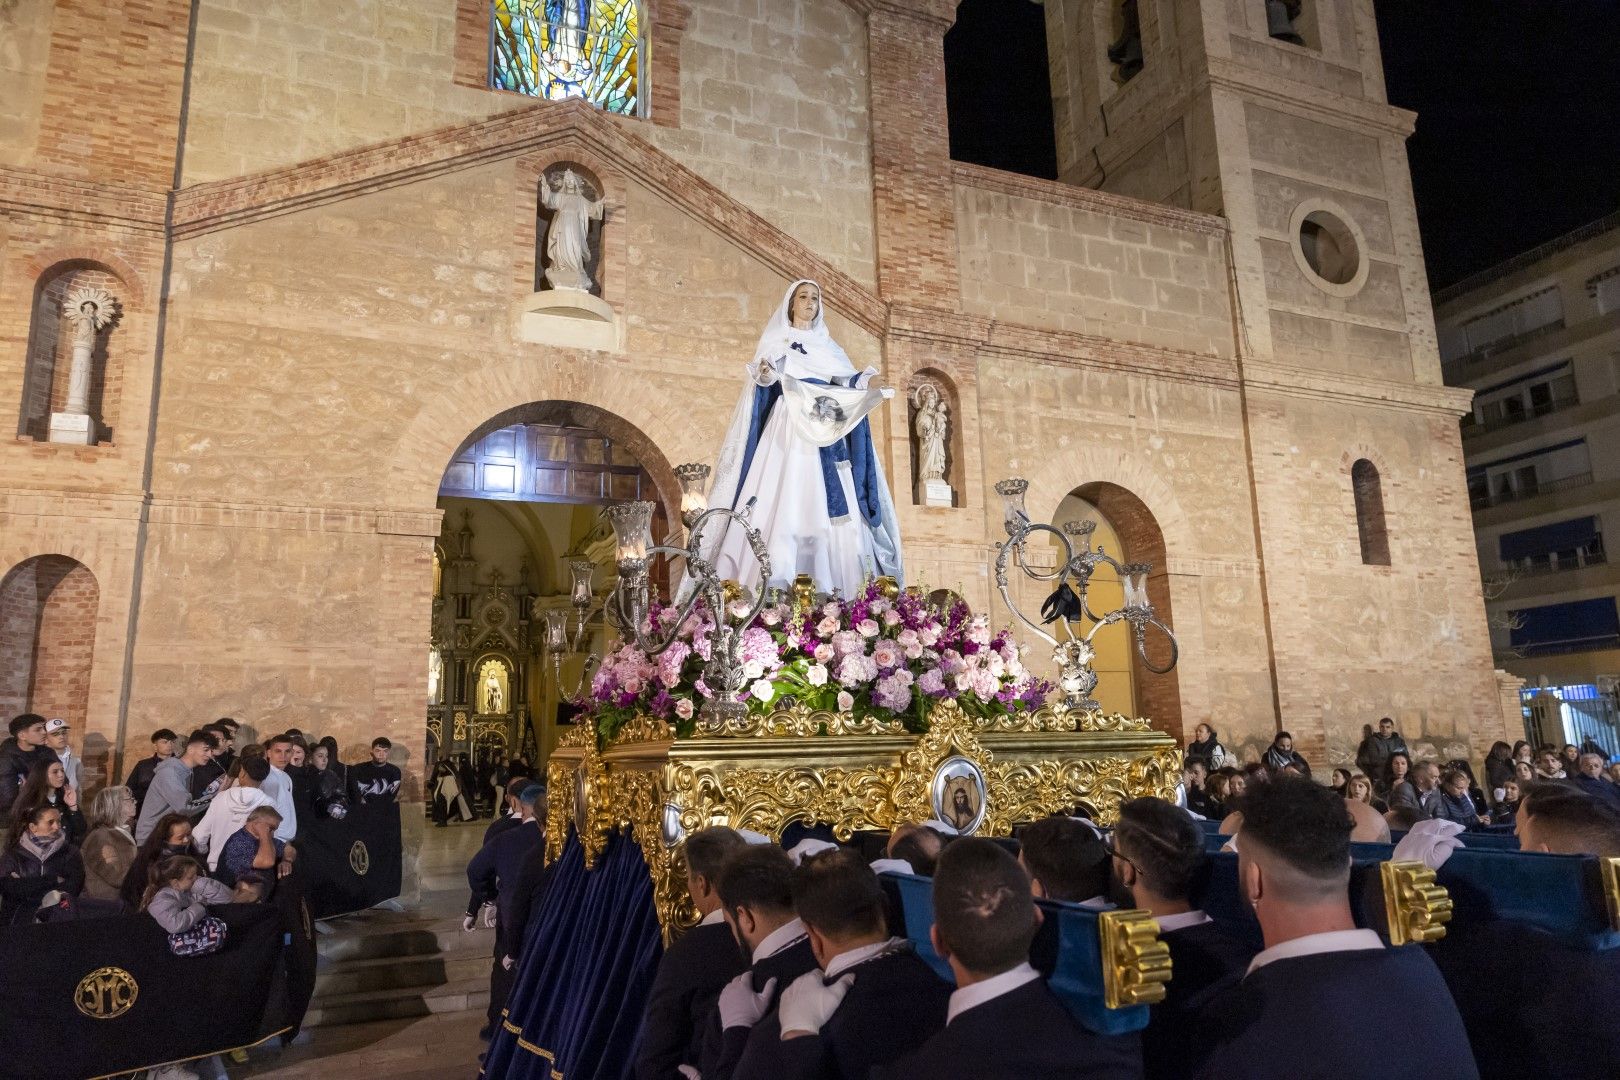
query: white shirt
[
  {"left": 1154, "top": 910, "right": 1214, "bottom": 934},
  {"left": 824, "top": 937, "right": 904, "bottom": 979},
  {"left": 946, "top": 962, "right": 1041, "bottom": 1025},
  {"left": 699, "top": 908, "right": 726, "bottom": 927},
  {"left": 261, "top": 766, "right": 298, "bottom": 842},
  {"left": 753, "top": 917, "right": 807, "bottom": 963},
  {"left": 1078, "top": 895, "right": 1114, "bottom": 910},
  {"left": 1246, "top": 928, "right": 1384, "bottom": 977}
]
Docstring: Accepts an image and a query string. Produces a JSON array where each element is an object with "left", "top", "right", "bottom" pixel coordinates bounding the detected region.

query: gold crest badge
[
  {"left": 349, "top": 839, "right": 370, "bottom": 875},
  {"left": 75, "top": 966, "right": 138, "bottom": 1019}
]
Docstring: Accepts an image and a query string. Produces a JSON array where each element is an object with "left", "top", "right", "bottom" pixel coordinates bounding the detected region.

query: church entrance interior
[{"left": 425, "top": 402, "right": 669, "bottom": 816}]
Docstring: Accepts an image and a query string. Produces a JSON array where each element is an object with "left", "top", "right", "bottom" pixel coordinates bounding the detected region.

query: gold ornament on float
[
  {"left": 349, "top": 840, "right": 371, "bottom": 876},
  {"left": 75, "top": 966, "right": 138, "bottom": 1019},
  {"left": 543, "top": 698, "right": 1179, "bottom": 940},
  {"left": 1380, "top": 860, "right": 1453, "bottom": 946}
]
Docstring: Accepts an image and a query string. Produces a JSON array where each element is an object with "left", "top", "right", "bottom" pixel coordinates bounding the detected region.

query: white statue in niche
[
  {"left": 427, "top": 648, "right": 443, "bottom": 705},
  {"left": 541, "top": 169, "right": 605, "bottom": 292},
  {"left": 911, "top": 381, "right": 954, "bottom": 507},
  {"left": 480, "top": 662, "right": 507, "bottom": 714},
  {"left": 50, "top": 285, "right": 119, "bottom": 445}
]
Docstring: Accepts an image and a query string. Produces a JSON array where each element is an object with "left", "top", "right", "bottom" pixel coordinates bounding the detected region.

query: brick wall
[
  {"left": 29, "top": 0, "right": 190, "bottom": 187},
  {"left": 0, "top": 555, "right": 99, "bottom": 732}
]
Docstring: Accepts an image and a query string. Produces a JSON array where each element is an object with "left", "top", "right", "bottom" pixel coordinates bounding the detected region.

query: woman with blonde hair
[
  {"left": 1344, "top": 772, "right": 1387, "bottom": 814},
  {"left": 80, "top": 785, "right": 138, "bottom": 902}
]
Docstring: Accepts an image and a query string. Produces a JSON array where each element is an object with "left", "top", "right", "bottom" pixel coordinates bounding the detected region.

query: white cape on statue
[{"left": 700, "top": 279, "right": 903, "bottom": 599}]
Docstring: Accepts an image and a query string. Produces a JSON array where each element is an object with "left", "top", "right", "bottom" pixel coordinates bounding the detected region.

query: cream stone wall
[
  {"left": 637, "top": 0, "right": 876, "bottom": 285},
  {"left": 953, "top": 171, "right": 1235, "bottom": 358},
  {"left": 0, "top": 0, "right": 53, "bottom": 162},
  {"left": 180, "top": 0, "right": 525, "bottom": 182}
]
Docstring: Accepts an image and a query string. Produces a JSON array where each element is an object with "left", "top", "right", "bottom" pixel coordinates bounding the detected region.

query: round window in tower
[{"left": 1289, "top": 201, "right": 1369, "bottom": 296}]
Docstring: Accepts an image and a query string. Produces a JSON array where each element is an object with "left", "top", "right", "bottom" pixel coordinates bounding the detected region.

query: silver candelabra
[
  {"left": 538, "top": 556, "right": 602, "bottom": 700},
  {"left": 991, "top": 478, "right": 1178, "bottom": 711},
  {"left": 604, "top": 462, "right": 772, "bottom": 725}
]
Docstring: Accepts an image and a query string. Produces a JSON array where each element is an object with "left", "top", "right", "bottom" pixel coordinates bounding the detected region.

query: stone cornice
[
  {"left": 0, "top": 166, "right": 167, "bottom": 233},
  {"left": 1204, "top": 58, "right": 1418, "bottom": 141},
  {"left": 886, "top": 303, "right": 1243, "bottom": 390},
  {"left": 1240, "top": 360, "right": 1474, "bottom": 416},
  {"left": 951, "top": 162, "right": 1229, "bottom": 238},
  {"left": 170, "top": 99, "right": 887, "bottom": 336}
]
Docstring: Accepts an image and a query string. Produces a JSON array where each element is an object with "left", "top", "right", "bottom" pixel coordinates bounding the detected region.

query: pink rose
[
  {"left": 813, "top": 642, "right": 835, "bottom": 663},
  {"left": 806, "top": 663, "right": 829, "bottom": 686},
  {"left": 817, "top": 616, "right": 840, "bottom": 638},
  {"left": 674, "top": 698, "right": 695, "bottom": 720},
  {"left": 883, "top": 609, "right": 902, "bottom": 627},
  {"left": 872, "top": 640, "right": 902, "bottom": 669},
  {"left": 837, "top": 691, "right": 855, "bottom": 712},
  {"left": 857, "top": 618, "right": 880, "bottom": 638}
]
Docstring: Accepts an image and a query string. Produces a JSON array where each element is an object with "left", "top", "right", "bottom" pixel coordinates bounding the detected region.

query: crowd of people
[
  {"left": 0, "top": 712, "right": 403, "bottom": 1080},
  {"left": 1181, "top": 719, "right": 1620, "bottom": 840},
  {"left": 613, "top": 755, "right": 1620, "bottom": 1080}
]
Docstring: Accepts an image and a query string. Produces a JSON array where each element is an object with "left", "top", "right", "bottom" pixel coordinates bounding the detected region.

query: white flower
[
  {"left": 728, "top": 600, "right": 753, "bottom": 621},
  {"left": 822, "top": 602, "right": 842, "bottom": 618},
  {"left": 883, "top": 609, "right": 902, "bottom": 627},
  {"left": 857, "top": 618, "right": 880, "bottom": 638},
  {"left": 743, "top": 660, "right": 765, "bottom": 680},
  {"left": 806, "top": 663, "right": 829, "bottom": 687},
  {"left": 814, "top": 642, "right": 835, "bottom": 663},
  {"left": 837, "top": 691, "right": 855, "bottom": 712},
  {"left": 762, "top": 609, "right": 782, "bottom": 627},
  {"left": 817, "top": 616, "right": 840, "bottom": 637},
  {"left": 751, "top": 679, "right": 776, "bottom": 703},
  {"left": 674, "top": 698, "right": 694, "bottom": 720}
]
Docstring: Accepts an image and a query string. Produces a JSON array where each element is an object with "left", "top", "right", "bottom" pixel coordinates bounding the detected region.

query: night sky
[{"left": 944, "top": 0, "right": 1620, "bottom": 292}]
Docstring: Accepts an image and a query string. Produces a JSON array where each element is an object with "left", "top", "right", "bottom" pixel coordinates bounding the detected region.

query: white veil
[{"left": 699, "top": 280, "right": 904, "bottom": 588}]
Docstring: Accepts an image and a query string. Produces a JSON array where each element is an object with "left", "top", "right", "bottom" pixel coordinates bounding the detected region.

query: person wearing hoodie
[
  {"left": 134, "top": 730, "right": 217, "bottom": 844},
  {"left": 0, "top": 804, "right": 84, "bottom": 925},
  {"left": 0, "top": 714, "right": 57, "bottom": 816},
  {"left": 194, "top": 756, "right": 274, "bottom": 871},
  {"left": 42, "top": 718, "right": 83, "bottom": 794}
]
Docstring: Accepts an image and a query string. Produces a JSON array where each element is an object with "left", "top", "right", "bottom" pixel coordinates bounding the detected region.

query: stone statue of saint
[
  {"left": 428, "top": 648, "right": 443, "bottom": 705},
  {"left": 483, "top": 669, "right": 504, "bottom": 714},
  {"left": 541, "top": 168, "right": 605, "bottom": 292},
  {"left": 911, "top": 382, "right": 949, "bottom": 484},
  {"left": 59, "top": 287, "right": 118, "bottom": 418}
]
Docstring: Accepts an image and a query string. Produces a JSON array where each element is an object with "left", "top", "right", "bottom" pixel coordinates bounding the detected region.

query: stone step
[
  {"left": 313, "top": 950, "right": 491, "bottom": 999},
  {"left": 316, "top": 919, "right": 493, "bottom": 962},
  {"left": 302, "top": 979, "right": 490, "bottom": 1028}
]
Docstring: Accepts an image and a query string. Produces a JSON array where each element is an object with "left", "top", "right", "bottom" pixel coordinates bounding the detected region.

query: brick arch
[
  {"left": 21, "top": 248, "right": 147, "bottom": 308},
  {"left": 0, "top": 555, "right": 101, "bottom": 737},
  {"left": 1015, "top": 452, "right": 1193, "bottom": 571}
]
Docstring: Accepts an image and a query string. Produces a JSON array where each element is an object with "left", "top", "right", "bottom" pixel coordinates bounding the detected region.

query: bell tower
[
  {"left": 1044, "top": 1, "right": 1501, "bottom": 765},
  {"left": 1043, "top": 0, "right": 1442, "bottom": 386}
]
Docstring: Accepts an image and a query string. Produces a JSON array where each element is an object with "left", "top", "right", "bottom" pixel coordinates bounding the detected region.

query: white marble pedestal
[{"left": 48, "top": 411, "right": 94, "bottom": 446}]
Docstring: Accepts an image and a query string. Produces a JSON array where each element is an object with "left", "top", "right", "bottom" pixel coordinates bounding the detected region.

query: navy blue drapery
[
  {"left": 736, "top": 378, "right": 885, "bottom": 527},
  {"left": 482, "top": 828, "right": 664, "bottom": 1080}
]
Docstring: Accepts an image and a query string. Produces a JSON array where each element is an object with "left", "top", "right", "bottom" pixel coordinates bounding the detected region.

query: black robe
[{"left": 634, "top": 918, "right": 749, "bottom": 1080}]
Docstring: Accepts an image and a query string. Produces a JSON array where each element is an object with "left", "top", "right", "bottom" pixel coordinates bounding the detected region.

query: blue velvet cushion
[{"left": 880, "top": 871, "right": 1151, "bottom": 1036}]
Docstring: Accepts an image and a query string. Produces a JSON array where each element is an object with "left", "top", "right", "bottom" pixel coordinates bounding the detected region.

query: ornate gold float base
[{"left": 545, "top": 700, "right": 1180, "bottom": 940}]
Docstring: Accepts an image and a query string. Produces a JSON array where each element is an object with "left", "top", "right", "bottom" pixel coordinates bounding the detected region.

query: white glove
[
  {"left": 461, "top": 914, "right": 477, "bottom": 932},
  {"left": 1392, "top": 818, "right": 1466, "bottom": 870},
  {"left": 501, "top": 954, "right": 515, "bottom": 971},
  {"left": 480, "top": 901, "right": 498, "bottom": 929},
  {"left": 777, "top": 971, "right": 854, "bottom": 1038},
  {"left": 717, "top": 972, "right": 777, "bottom": 1030},
  {"left": 677, "top": 1067, "right": 702, "bottom": 1080},
  {"left": 787, "top": 838, "right": 837, "bottom": 865},
  {"left": 868, "top": 858, "right": 913, "bottom": 876},
  {"left": 38, "top": 890, "right": 64, "bottom": 910}
]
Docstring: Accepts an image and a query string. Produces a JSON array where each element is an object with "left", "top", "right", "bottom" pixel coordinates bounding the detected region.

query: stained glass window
[{"left": 490, "top": 0, "right": 641, "bottom": 116}]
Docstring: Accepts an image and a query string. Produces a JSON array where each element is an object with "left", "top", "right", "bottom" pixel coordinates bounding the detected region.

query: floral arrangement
[{"left": 586, "top": 579, "right": 1052, "bottom": 742}]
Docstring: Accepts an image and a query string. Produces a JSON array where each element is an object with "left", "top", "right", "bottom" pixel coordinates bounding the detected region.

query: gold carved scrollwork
[
  {"left": 722, "top": 764, "right": 905, "bottom": 842},
  {"left": 1099, "top": 909, "right": 1172, "bottom": 1007},
  {"left": 692, "top": 704, "right": 910, "bottom": 739},
  {"left": 1380, "top": 860, "right": 1453, "bottom": 946}
]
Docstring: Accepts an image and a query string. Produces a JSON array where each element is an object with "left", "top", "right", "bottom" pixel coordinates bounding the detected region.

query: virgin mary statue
[{"left": 703, "top": 280, "right": 903, "bottom": 598}]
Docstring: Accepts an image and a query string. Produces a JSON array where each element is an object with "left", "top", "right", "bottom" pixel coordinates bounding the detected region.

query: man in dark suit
[
  {"left": 1109, "top": 797, "right": 1254, "bottom": 1080},
  {"left": 1018, "top": 815, "right": 1113, "bottom": 907},
  {"left": 875, "top": 839, "right": 1144, "bottom": 1080},
  {"left": 464, "top": 783, "right": 545, "bottom": 1040},
  {"left": 699, "top": 844, "right": 817, "bottom": 1080},
  {"left": 635, "top": 827, "right": 751, "bottom": 1080},
  {"left": 1193, "top": 776, "right": 1479, "bottom": 1080},
  {"left": 733, "top": 848, "right": 950, "bottom": 1080}
]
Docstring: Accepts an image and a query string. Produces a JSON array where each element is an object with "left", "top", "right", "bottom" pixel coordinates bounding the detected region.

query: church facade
[{"left": 1, "top": 0, "right": 1513, "bottom": 836}]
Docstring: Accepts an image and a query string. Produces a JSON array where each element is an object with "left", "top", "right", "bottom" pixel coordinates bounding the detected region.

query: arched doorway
[
  {"left": 0, "top": 555, "right": 100, "bottom": 733},
  {"left": 427, "top": 401, "right": 674, "bottom": 808},
  {"left": 1048, "top": 483, "right": 1183, "bottom": 739}
]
